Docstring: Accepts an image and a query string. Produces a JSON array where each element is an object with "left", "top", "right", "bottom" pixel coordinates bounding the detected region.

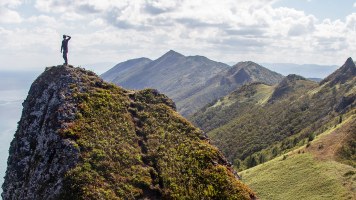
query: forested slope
[{"left": 189, "top": 57, "right": 356, "bottom": 171}]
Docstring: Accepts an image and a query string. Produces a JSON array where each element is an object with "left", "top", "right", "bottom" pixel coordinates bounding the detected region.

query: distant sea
[{"left": 0, "top": 70, "right": 41, "bottom": 194}]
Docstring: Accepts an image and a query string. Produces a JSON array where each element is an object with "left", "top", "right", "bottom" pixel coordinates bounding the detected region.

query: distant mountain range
[
  {"left": 81, "top": 62, "right": 117, "bottom": 75},
  {"left": 173, "top": 61, "right": 283, "bottom": 116},
  {"left": 101, "top": 50, "right": 284, "bottom": 116},
  {"left": 259, "top": 63, "right": 339, "bottom": 78}
]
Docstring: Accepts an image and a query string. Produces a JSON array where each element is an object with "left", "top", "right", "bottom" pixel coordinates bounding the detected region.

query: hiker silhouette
[{"left": 61, "top": 35, "right": 71, "bottom": 65}]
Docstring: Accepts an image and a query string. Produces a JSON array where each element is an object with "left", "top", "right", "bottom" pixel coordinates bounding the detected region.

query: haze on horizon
[{"left": 1, "top": 0, "right": 356, "bottom": 71}]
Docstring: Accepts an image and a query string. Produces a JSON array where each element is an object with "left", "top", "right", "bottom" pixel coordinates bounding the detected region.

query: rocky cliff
[{"left": 2, "top": 65, "right": 257, "bottom": 200}]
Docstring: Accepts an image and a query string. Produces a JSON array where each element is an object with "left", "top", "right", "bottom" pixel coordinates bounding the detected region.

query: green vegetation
[
  {"left": 56, "top": 66, "right": 256, "bottom": 199},
  {"left": 189, "top": 58, "right": 356, "bottom": 171},
  {"left": 192, "top": 75, "right": 317, "bottom": 162},
  {"left": 336, "top": 118, "right": 356, "bottom": 168},
  {"left": 239, "top": 115, "right": 356, "bottom": 199},
  {"left": 187, "top": 82, "right": 274, "bottom": 133},
  {"left": 239, "top": 153, "right": 351, "bottom": 200}
]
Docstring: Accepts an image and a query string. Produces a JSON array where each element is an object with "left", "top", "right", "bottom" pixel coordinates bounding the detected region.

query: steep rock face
[
  {"left": 2, "top": 65, "right": 257, "bottom": 200},
  {"left": 2, "top": 66, "right": 85, "bottom": 199}
]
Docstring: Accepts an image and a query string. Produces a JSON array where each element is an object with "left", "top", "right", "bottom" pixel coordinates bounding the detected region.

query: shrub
[
  {"left": 308, "top": 133, "right": 315, "bottom": 141},
  {"left": 272, "top": 146, "right": 280, "bottom": 157},
  {"left": 344, "top": 171, "right": 355, "bottom": 176},
  {"left": 282, "top": 155, "right": 287, "bottom": 160}
]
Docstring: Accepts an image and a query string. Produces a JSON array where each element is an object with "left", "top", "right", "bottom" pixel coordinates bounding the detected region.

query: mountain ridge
[
  {"left": 101, "top": 51, "right": 284, "bottom": 117},
  {"left": 101, "top": 58, "right": 152, "bottom": 83},
  {"left": 174, "top": 61, "right": 284, "bottom": 116}
]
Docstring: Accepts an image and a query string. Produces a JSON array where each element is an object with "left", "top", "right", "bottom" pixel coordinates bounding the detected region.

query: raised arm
[{"left": 67, "top": 36, "right": 71, "bottom": 41}]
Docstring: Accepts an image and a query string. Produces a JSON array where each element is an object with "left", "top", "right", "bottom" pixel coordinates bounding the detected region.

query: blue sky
[{"left": 1, "top": 0, "right": 356, "bottom": 71}]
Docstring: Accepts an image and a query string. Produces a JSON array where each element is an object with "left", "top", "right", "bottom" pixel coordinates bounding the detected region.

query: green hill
[
  {"left": 187, "top": 81, "right": 275, "bottom": 133},
  {"left": 188, "top": 57, "right": 356, "bottom": 170},
  {"left": 239, "top": 114, "right": 356, "bottom": 199},
  {"left": 2, "top": 65, "right": 258, "bottom": 200}
]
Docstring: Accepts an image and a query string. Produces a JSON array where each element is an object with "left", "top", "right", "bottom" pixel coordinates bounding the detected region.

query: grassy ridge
[
  {"left": 54, "top": 66, "right": 257, "bottom": 199},
  {"left": 187, "top": 82, "right": 274, "bottom": 133}
]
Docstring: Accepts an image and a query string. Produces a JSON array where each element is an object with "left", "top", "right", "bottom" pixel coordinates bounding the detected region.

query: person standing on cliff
[{"left": 61, "top": 35, "right": 71, "bottom": 66}]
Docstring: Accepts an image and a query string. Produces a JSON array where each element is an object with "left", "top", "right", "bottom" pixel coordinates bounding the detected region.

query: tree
[
  {"left": 247, "top": 155, "right": 258, "bottom": 168},
  {"left": 259, "top": 153, "right": 266, "bottom": 164},
  {"left": 308, "top": 132, "right": 315, "bottom": 141},
  {"left": 272, "top": 146, "right": 280, "bottom": 157}
]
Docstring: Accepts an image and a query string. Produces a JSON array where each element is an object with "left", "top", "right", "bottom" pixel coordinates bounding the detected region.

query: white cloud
[
  {"left": 89, "top": 18, "right": 105, "bottom": 26},
  {"left": 0, "top": 27, "right": 13, "bottom": 35},
  {"left": 0, "top": 7, "right": 22, "bottom": 23},
  {"left": 0, "top": 0, "right": 22, "bottom": 8},
  {"left": 2, "top": 0, "right": 356, "bottom": 70},
  {"left": 0, "top": 27, "right": 60, "bottom": 51},
  {"left": 59, "top": 12, "right": 85, "bottom": 21},
  {"left": 346, "top": 12, "right": 356, "bottom": 30},
  {"left": 27, "top": 15, "right": 64, "bottom": 27}
]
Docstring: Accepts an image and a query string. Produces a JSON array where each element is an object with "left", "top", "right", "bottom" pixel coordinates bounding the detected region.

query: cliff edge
[{"left": 2, "top": 65, "right": 257, "bottom": 200}]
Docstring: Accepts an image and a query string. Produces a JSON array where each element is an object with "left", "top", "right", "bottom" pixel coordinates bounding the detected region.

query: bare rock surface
[{"left": 2, "top": 65, "right": 87, "bottom": 199}]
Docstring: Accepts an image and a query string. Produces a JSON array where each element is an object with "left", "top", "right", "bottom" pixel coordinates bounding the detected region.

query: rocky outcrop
[
  {"left": 2, "top": 66, "right": 92, "bottom": 199},
  {"left": 320, "top": 57, "right": 356, "bottom": 85},
  {"left": 2, "top": 65, "right": 258, "bottom": 200}
]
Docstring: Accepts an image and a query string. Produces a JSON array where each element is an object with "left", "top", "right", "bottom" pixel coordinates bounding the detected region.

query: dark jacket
[{"left": 61, "top": 36, "right": 71, "bottom": 52}]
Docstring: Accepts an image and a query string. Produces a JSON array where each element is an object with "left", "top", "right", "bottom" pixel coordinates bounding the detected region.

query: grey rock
[{"left": 1, "top": 65, "right": 86, "bottom": 200}]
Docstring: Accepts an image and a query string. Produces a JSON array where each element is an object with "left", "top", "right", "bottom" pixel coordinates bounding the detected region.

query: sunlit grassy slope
[{"left": 239, "top": 116, "right": 356, "bottom": 200}]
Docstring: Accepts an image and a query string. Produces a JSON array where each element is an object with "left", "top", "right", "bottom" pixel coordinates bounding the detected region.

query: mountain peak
[
  {"left": 320, "top": 57, "right": 356, "bottom": 85},
  {"left": 341, "top": 57, "right": 355, "bottom": 72},
  {"left": 162, "top": 49, "right": 185, "bottom": 57}
]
